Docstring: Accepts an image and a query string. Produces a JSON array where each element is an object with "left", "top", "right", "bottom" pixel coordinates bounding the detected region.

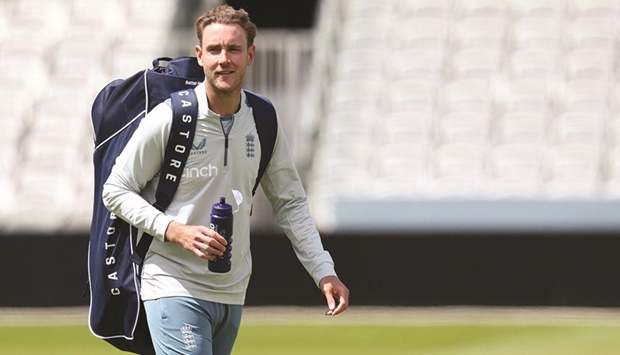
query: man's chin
[{"left": 213, "top": 82, "right": 238, "bottom": 95}]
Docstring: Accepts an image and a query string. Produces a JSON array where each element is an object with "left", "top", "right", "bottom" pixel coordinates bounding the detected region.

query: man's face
[{"left": 195, "top": 23, "right": 255, "bottom": 96}]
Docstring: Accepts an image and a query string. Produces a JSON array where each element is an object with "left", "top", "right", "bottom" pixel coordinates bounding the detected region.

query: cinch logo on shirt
[{"left": 183, "top": 162, "right": 219, "bottom": 178}]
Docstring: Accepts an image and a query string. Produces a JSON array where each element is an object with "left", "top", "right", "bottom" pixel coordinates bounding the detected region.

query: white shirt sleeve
[
  {"left": 102, "top": 103, "right": 175, "bottom": 242},
  {"left": 260, "top": 121, "right": 337, "bottom": 286}
]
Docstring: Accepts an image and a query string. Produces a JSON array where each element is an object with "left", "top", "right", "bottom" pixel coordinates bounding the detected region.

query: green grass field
[{"left": 2, "top": 307, "right": 620, "bottom": 354}]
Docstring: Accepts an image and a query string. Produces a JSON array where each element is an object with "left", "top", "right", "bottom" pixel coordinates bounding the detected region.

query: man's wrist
[{"left": 164, "top": 220, "right": 179, "bottom": 243}]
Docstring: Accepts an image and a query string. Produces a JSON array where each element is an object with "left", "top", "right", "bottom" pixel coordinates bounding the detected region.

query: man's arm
[
  {"left": 102, "top": 103, "right": 174, "bottom": 241},
  {"left": 260, "top": 120, "right": 349, "bottom": 315}
]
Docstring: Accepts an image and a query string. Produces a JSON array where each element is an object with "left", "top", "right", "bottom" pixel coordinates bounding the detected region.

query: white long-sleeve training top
[{"left": 102, "top": 84, "right": 336, "bottom": 305}]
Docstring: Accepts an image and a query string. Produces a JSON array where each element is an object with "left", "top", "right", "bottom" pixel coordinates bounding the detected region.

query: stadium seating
[
  {"left": 304, "top": 0, "right": 620, "bottom": 231},
  {"left": 0, "top": 0, "right": 177, "bottom": 233},
  {"left": 4, "top": 0, "right": 620, "bottom": 234}
]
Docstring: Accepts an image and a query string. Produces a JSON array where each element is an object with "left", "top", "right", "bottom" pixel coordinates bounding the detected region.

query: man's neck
[{"left": 206, "top": 86, "right": 241, "bottom": 116}]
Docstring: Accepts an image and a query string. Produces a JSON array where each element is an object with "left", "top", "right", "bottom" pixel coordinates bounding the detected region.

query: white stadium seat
[
  {"left": 494, "top": 111, "right": 549, "bottom": 145},
  {"left": 568, "top": 0, "right": 620, "bottom": 17},
  {"left": 509, "top": 0, "right": 567, "bottom": 18}
]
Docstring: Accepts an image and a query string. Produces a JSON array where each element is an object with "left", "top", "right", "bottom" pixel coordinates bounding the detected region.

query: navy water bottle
[{"left": 208, "top": 197, "right": 234, "bottom": 273}]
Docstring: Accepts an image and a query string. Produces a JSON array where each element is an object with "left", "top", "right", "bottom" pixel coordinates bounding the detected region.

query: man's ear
[
  {"left": 195, "top": 45, "right": 203, "bottom": 66},
  {"left": 247, "top": 44, "right": 256, "bottom": 66}
]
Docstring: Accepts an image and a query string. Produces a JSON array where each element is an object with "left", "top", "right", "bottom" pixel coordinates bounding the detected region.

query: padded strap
[
  {"left": 131, "top": 89, "right": 198, "bottom": 266},
  {"left": 245, "top": 90, "right": 278, "bottom": 196}
]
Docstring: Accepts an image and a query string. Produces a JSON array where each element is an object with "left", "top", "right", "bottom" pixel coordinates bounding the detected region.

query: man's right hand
[{"left": 164, "top": 221, "right": 228, "bottom": 260}]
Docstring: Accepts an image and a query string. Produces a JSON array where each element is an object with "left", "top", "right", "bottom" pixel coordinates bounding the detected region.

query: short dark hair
[{"left": 195, "top": 5, "right": 258, "bottom": 47}]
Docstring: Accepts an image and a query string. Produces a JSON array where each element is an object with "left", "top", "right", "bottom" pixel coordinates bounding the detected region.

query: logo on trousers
[{"left": 181, "top": 323, "right": 197, "bottom": 350}]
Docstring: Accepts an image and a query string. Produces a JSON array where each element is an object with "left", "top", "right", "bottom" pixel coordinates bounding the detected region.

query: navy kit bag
[{"left": 88, "top": 56, "right": 278, "bottom": 354}]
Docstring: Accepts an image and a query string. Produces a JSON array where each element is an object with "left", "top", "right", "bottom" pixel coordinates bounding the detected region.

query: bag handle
[{"left": 152, "top": 57, "right": 173, "bottom": 73}]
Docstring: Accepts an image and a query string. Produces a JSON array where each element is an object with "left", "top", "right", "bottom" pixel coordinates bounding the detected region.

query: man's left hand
[{"left": 319, "top": 275, "right": 349, "bottom": 316}]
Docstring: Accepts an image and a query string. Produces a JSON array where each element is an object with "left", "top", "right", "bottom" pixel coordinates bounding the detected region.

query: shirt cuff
[
  {"left": 153, "top": 213, "right": 175, "bottom": 242},
  {"left": 312, "top": 262, "right": 338, "bottom": 287}
]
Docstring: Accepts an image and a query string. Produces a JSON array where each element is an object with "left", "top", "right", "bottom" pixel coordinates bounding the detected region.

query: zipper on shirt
[
  {"left": 220, "top": 115, "right": 234, "bottom": 167},
  {"left": 224, "top": 135, "right": 229, "bottom": 166}
]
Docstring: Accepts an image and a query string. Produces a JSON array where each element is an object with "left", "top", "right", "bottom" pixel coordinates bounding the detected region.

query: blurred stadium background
[{"left": 2, "top": 0, "right": 620, "bottom": 311}]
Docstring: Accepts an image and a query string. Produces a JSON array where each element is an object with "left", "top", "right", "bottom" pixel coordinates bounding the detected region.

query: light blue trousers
[{"left": 144, "top": 297, "right": 243, "bottom": 355}]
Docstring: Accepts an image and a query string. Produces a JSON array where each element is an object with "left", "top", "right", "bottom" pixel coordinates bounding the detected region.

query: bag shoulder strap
[
  {"left": 131, "top": 89, "right": 198, "bottom": 265},
  {"left": 153, "top": 89, "right": 198, "bottom": 210},
  {"left": 244, "top": 90, "right": 278, "bottom": 196}
]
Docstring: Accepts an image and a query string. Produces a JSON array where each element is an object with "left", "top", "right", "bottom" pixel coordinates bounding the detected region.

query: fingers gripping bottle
[{"left": 208, "top": 197, "right": 233, "bottom": 273}]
